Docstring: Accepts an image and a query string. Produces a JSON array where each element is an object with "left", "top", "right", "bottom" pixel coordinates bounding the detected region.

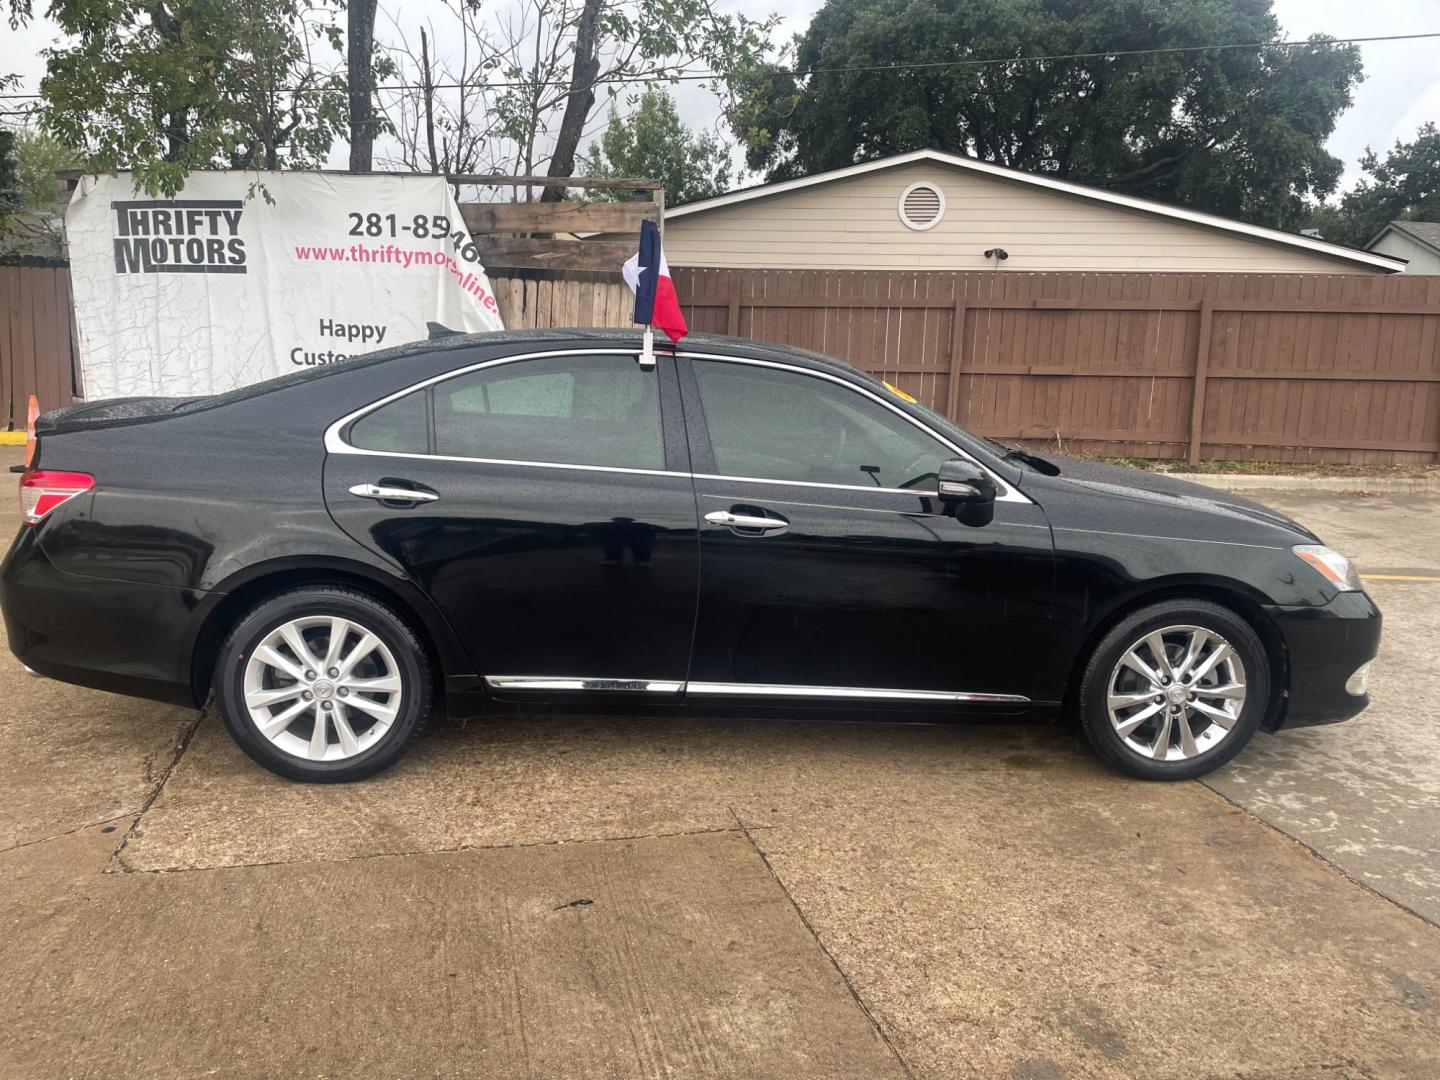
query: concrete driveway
[
  {"left": 1205, "top": 491, "right": 1440, "bottom": 926},
  {"left": 2, "top": 454, "right": 1438, "bottom": 1079}
]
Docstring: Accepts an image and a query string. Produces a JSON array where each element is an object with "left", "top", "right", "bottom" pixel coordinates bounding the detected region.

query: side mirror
[{"left": 937, "top": 458, "right": 997, "bottom": 508}]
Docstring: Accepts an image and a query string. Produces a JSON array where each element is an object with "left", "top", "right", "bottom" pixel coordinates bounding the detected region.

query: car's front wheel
[
  {"left": 215, "top": 587, "right": 432, "bottom": 782},
  {"left": 1078, "top": 599, "right": 1270, "bottom": 781}
]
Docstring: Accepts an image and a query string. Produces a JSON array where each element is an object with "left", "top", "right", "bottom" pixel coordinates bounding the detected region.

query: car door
[
  {"left": 323, "top": 349, "right": 699, "bottom": 691},
  {"left": 677, "top": 354, "right": 1058, "bottom": 705}
]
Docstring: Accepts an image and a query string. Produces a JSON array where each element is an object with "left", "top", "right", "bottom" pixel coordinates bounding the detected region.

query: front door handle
[
  {"left": 349, "top": 482, "right": 440, "bottom": 504},
  {"left": 704, "top": 510, "right": 789, "bottom": 534}
]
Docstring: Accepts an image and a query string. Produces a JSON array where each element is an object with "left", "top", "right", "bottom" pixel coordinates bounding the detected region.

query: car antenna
[{"left": 427, "top": 322, "right": 462, "bottom": 340}]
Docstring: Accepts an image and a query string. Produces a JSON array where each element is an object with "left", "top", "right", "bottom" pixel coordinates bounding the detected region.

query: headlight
[{"left": 1292, "top": 544, "right": 1363, "bottom": 591}]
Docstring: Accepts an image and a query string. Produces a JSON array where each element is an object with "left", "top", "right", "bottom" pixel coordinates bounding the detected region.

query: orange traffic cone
[{"left": 24, "top": 394, "right": 39, "bottom": 467}]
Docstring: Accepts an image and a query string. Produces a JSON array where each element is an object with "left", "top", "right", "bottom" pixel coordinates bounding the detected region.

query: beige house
[
  {"left": 663, "top": 150, "right": 1400, "bottom": 274},
  {"left": 1367, "top": 221, "right": 1440, "bottom": 274}
]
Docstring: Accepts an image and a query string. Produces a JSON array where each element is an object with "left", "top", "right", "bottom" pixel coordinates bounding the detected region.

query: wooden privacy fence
[
  {"left": 493, "top": 273, "right": 635, "bottom": 330},
  {"left": 10, "top": 251, "right": 1440, "bottom": 465},
  {"left": 672, "top": 269, "right": 1440, "bottom": 465},
  {"left": 0, "top": 265, "right": 75, "bottom": 429}
]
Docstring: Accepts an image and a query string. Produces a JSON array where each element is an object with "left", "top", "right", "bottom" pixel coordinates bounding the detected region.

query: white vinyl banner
[{"left": 66, "top": 171, "right": 506, "bottom": 398}]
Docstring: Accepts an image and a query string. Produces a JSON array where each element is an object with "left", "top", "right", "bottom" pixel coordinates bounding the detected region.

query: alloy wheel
[
  {"left": 242, "top": 615, "right": 404, "bottom": 761},
  {"left": 1105, "top": 624, "right": 1247, "bottom": 762}
]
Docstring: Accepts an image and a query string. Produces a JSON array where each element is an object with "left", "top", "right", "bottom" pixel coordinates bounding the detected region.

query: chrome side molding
[
  {"left": 484, "top": 675, "right": 1028, "bottom": 704},
  {"left": 484, "top": 676, "right": 684, "bottom": 693},
  {"left": 685, "top": 682, "right": 1029, "bottom": 704}
]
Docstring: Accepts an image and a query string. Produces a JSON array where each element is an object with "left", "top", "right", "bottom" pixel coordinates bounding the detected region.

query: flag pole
[{"left": 638, "top": 325, "right": 656, "bottom": 369}]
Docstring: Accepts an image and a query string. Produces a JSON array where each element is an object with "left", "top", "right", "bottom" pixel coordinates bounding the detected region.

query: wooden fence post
[
  {"left": 1187, "top": 299, "right": 1214, "bottom": 467},
  {"left": 726, "top": 275, "right": 742, "bottom": 336},
  {"left": 945, "top": 298, "right": 967, "bottom": 420}
]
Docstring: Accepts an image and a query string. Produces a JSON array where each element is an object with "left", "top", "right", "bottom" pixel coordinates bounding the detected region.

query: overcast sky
[{"left": 4, "top": 0, "right": 1436, "bottom": 195}]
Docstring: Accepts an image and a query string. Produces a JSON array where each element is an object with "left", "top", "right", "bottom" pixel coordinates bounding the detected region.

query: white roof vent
[{"left": 898, "top": 181, "right": 945, "bottom": 231}]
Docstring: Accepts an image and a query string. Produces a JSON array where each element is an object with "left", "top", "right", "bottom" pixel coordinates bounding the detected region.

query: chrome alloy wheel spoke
[
  {"left": 1106, "top": 624, "right": 1247, "bottom": 763},
  {"left": 242, "top": 615, "right": 404, "bottom": 762},
  {"left": 1113, "top": 701, "right": 1163, "bottom": 739}
]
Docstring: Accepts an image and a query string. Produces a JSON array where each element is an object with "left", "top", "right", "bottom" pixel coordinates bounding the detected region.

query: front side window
[
  {"left": 692, "top": 361, "right": 950, "bottom": 490},
  {"left": 347, "top": 354, "right": 665, "bottom": 471}
]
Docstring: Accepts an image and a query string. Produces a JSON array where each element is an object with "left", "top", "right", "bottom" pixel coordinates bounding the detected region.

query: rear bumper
[
  {"left": 1265, "top": 591, "right": 1382, "bottom": 731},
  {"left": 1, "top": 526, "right": 204, "bottom": 707}
]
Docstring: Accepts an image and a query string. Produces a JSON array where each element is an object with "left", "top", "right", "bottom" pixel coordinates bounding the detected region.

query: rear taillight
[{"left": 20, "top": 470, "right": 94, "bottom": 526}]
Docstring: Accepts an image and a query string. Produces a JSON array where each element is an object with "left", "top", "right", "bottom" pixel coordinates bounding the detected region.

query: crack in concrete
[
  {"left": 0, "top": 812, "right": 133, "bottom": 856},
  {"left": 727, "top": 806, "right": 917, "bottom": 1080},
  {"left": 1198, "top": 780, "right": 1440, "bottom": 931},
  {"left": 107, "top": 709, "right": 207, "bottom": 874},
  {"left": 112, "top": 822, "right": 774, "bottom": 876}
]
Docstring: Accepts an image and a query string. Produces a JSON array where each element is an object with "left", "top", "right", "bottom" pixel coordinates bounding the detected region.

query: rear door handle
[
  {"left": 349, "top": 483, "right": 440, "bottom": 504},
  {"left": 704, "top": 510, "right": 789, "bottom": 533}
]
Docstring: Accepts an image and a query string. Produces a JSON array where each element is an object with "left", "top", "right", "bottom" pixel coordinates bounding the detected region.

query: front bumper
[{"left": 1265, "top": 590, "right": 1382, "bottom": 731}]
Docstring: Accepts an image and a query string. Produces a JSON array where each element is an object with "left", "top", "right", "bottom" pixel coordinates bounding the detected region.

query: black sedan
[{"left": 2, "top": 330, "right": 1379, "bottom": 782}]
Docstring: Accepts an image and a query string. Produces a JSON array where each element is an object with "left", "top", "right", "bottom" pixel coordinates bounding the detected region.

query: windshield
[
  {"left": 902, "top": 397, "right": 1009, "bottom": 457},
  {"left": 895, "top": 394, "right": 1060, "bottom": 474}
]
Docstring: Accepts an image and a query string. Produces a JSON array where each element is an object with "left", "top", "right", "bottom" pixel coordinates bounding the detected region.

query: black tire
[
  {"left": 1078, "top": 598, "right": 1270, "bottom": 781},
  {"left": 215, "top": 587, "right": 432, "bottom": 782}
]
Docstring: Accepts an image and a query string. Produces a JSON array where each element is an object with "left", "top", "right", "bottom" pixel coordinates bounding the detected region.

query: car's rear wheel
[
  {"left": 1078, "top": 599, "right": 1270, "bottom": 781},
  {"left": 215, "top": 587, "right": 432, "bottom": 782}
]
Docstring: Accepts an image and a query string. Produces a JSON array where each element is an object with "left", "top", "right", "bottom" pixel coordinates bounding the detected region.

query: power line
[{"left": 1, "top": 30, "right": 1435, "bottom": 100}]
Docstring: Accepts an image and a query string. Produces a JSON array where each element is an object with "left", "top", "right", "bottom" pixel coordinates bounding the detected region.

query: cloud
[{"left": 1388, "top": 79, "right": 1440, "bottom": 146}]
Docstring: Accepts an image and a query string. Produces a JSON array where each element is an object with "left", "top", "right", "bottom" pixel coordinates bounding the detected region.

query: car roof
[
  {"left": 158, "top": 328, "right": 882, "bottom": 424},
  {"left": 431, "top": 328, "right": 884, "bottom": 386}
]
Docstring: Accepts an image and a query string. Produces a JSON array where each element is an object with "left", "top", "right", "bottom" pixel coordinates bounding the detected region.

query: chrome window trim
[
  {"left": 331, "top": 447, "right": 689, "bottom": 479},
  {"left": 324, "top": 345, "right": 1028, "bottom": 505},
  {"left": 485, "top": 675, "right": 684, "bottom": 693},
  {"left": 677, "top": 351, "right": 1028, "bottom": 505},
  {"left": 694, "top": 473, "right": 941, "bottom": 498},
  {"left": 484, "top": 675, "right": 1029, "bottom": 705},
  {"left": 700, "top": 492, "right": 1054, "bottom": 526},
  {"left": 702, "top": 492, "right": 933, "bottom": 517},
  {"left": 324, "top": 348, "right": 651, "bottom": 457}
]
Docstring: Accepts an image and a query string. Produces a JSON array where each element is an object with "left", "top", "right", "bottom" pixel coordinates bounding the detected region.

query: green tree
[
  {"left": 0, "top": 128, "right": 78, "bottom": 260},
  {"left": 1308, "top": 124, "right": 1440, "bottom": 249},
  {"left": 0, "top": 130, "right": 17, "bottom": 200},
  {"left": 10, "top": 127, "right": 84, "bottom": 208},
  {"left": 737, "top": 0, "right": 1362, "bottom": 230},
  {"left": 40, "top": 0, "right": 349, "bottom": 196},
  {"left": 581, "top": 90, "right": 732, "bottom": 205},
  {"left": 475, "top": 0, "right": 776, "bottom": 195}
]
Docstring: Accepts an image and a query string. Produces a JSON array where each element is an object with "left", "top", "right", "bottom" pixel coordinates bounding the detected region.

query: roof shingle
[{"left": 1386, "top": 220, "right": 1440, "bottom": 249}]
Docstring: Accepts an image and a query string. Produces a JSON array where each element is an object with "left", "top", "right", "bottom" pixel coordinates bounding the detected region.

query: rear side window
[
  {"left": 344, "top": 354, "right": 665, "bottom": 470},
  {"left": 434, "top": 354, "right": 663, "bottom": 469},
  {"left": 348, "top": 389, "right": 428, "bottom": 454}
]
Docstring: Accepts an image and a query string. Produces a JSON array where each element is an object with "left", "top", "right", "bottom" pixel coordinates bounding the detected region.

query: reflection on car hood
[{"left": 1027, "top": 454, "right": 1319, "bottom": 541}]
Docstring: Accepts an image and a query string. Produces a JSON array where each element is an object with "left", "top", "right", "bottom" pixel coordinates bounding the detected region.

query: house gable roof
[
  {"left": 1368, "top": 220, "right": 1440, "bottom": 258},
  {"left": 668, "top": 149, "right": 1403, "bottom": 273}
]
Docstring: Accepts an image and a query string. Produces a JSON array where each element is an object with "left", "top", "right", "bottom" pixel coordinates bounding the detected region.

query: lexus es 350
[{"left": 1, "top": 330, "right": 1379, "bottom": 782}]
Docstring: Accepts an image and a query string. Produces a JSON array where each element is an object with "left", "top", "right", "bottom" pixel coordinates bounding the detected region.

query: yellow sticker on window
[{"left": 883, "top": 380, "right": 918, "bottom": 404}]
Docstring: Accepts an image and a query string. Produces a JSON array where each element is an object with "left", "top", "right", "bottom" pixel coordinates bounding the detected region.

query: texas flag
[{"left": 621, "top": 219, "right": 687, "bottom": 343}]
